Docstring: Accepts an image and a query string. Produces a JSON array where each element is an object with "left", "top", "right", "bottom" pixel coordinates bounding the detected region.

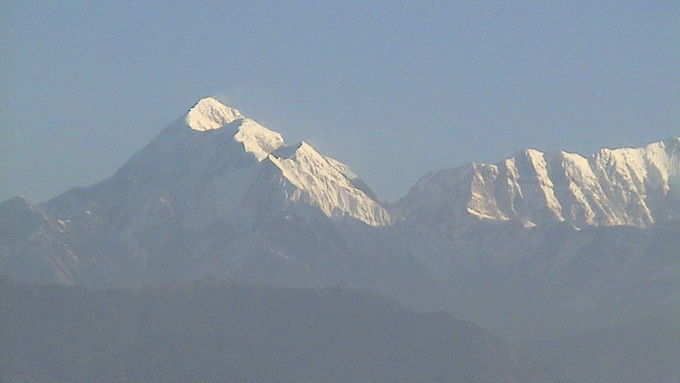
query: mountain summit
[{"left": 186, "top": 97, "right": 245, "bottom": 131}]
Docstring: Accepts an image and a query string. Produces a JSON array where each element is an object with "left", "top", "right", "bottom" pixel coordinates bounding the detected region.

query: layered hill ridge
[{"left": 396, "top": 137, "right": 680, "bottom": 229}]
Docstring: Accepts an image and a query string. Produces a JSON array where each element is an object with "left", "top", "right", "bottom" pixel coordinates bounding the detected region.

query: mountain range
[
  {"left": 395, "top": 136, "right": 680, "bottom": 228},
  {"left": 1, "top": 97, "right": 679, "bottom": 333},
  {"left": 2, "top": 97, "right": 679, "bottom": 382}
]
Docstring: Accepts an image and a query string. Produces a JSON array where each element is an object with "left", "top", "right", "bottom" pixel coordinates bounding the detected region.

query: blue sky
[{"left": 2, "top": 1, "right": 679, "bottom": 202}]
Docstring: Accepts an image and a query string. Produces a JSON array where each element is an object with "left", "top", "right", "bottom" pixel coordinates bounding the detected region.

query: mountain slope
[{"left": 0, "top": 197, "right": 76, "bottom": 285}]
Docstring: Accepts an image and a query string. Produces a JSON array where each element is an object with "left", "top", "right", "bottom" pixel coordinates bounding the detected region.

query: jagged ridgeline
[{"left": 394, "top": 137, "right": 680, "bottom": 228}]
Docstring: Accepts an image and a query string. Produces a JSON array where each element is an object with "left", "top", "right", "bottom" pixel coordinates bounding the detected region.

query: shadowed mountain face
[{"left": 0, "top": 282, "right": 562, "bottom": 383}]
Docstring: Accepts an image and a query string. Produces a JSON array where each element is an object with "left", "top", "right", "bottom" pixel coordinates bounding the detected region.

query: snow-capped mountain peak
[
  {"left": 44, "top": 97, "right": 389, "bottom": 233},
  {"left": 185, "top": 97, "right": 244, "bottom": 131},
  {"left": 185, "top": 97, "right": 284, "bottom": 161},
  {"left": 3, "top": 97, "right": 396, "bottom": 286}
]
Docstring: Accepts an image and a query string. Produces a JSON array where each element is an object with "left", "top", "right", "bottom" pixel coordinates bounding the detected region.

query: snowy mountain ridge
[
  {"left": 268, "top": 141, "right": 390, "bottom": 225},
  {"left": 396, "top": 137, "right": 680, "bottom": 229}
]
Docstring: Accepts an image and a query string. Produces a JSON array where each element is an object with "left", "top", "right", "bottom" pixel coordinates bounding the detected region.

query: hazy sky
[{"left": 2, "top": 1, "right": 679, "bottom": 202}]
